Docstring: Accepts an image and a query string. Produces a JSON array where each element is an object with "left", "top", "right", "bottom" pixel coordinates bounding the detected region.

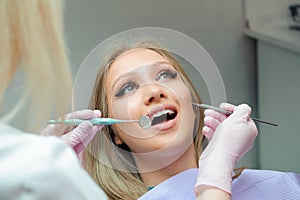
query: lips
[{"left": 147, "top": 105, "right": 178, "bottom": 128}]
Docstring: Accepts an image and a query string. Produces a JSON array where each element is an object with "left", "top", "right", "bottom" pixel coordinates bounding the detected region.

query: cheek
[
  {"left": 109, "top": 94, "right": 146, "bottom": 140},
  {"left": 180, "top": 100, "right": 196, "bottom": 134},
  {"left": 109, "top": 96, "right": 139, "bottom": 120},
  {"left": 164, "top": 81, "right": 192, "bottom": 102},
  {"left": 172, "top": 82, "right": 196, "bottom": 137}
]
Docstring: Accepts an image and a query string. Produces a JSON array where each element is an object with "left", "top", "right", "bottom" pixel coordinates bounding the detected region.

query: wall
[
  {"left": 245, "top": 0, "right": 299, "bottom": 29},
  {"left": 258, "top": 41, "right": 300, "bottom": 173},
  {"left": 64, "top": 0, "right": 258, "bottom": 168},
  {"left": 245, "top": 0, "right": 300, "bottom": 173}
]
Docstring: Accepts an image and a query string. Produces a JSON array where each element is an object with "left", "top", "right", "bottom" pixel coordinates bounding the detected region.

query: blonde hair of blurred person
[
  {"left": 0, "top": 0, "right": 72, "bottom": 132},
  {"left": 84, "top": 39, "right": 205, "bottom": 199},
  {"left": 0, "top": 1, "right": 110, "bottom": 199}
]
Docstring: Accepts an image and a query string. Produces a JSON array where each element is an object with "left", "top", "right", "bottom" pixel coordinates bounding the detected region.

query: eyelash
[
  {"left": 114, "top": 81, "right": 139, "bottom": 97},
  {"left": 156, "top": 69, "right": 177, "bottom": 81},
  {"left": 114, "top": 68, "right": 178, "bottom": 97}
]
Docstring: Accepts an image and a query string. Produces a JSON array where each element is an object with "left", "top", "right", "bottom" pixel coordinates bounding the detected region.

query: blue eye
[
  {"left": 115, "top": 82, "right": 139, "bottom": 97},
  {"left": 156, "top": 70, "right": 177, "bottom": 81}
]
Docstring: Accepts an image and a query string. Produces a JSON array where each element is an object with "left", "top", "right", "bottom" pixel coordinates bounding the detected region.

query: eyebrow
[{"left": 111, "top": 61, "right": 173, "bottom": 90}]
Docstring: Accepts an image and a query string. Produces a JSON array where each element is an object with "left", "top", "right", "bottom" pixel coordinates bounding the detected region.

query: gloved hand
[
  {"left": 42, "top": 109, "right": 103, "bottom": 155},
  {"left": 195, "top": 103, "right": 258, "bottom": 195},
  {"left": 202, "top": 103, "right": 234, "bottom": 140}
]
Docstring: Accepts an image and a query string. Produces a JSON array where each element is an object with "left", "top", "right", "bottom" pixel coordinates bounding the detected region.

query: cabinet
[{"left": 257, "top": 41, "right": 300, "bottom": 173}]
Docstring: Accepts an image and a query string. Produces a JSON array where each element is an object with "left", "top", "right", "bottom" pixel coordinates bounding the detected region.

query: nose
[{"left": 143, "top": 85, "right": 167, "bottom": 105}]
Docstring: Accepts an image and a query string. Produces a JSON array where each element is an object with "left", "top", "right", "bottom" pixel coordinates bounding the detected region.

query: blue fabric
[
  {"left": 138, "top": 168, "right": 300, "bottom": 200},
  {"left": 232, "top": 169, "right": 300, "bottom": 200},
  {"left": 138, "top": 168, "right": 197, "bottom": 200}
]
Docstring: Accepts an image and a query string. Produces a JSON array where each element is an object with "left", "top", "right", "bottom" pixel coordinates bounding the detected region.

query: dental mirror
[{"left": 48, "top": 115, "right": 152, "bottom": 130}]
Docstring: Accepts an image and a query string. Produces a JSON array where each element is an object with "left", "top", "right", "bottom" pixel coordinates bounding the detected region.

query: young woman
[{"left": 82, "top": 39, "right": 258, "bottom": 199}]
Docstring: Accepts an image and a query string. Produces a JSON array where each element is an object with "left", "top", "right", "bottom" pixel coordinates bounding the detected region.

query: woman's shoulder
[
  {"left": 235, "top": 168, "right": 294, "bottom": 182},
  {"left": 232, "top": 169, "right": 300, "bottom": 200}
]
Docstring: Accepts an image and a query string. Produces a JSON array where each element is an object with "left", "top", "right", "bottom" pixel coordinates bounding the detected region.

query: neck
[{"left": 137, "top": 143, "right": 197, "bottom": 187}]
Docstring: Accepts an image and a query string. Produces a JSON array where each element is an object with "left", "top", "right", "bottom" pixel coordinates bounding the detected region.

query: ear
[{"left": 114, "top": 135, "right": 124, "bottom": 145}]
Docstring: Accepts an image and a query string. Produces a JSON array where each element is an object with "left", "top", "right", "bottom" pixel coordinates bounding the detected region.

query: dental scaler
[{"left": 192, "top": 103, "right": 278, "bottom": 127}]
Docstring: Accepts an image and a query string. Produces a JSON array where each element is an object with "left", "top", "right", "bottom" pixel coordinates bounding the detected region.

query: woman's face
[{"left": 106, "top": 48, "right": 196, "bottom": 154}]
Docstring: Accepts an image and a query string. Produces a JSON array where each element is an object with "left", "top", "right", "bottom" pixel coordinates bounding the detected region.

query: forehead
[{"left": 107, "top": 48, "right": 170, "bottom": 85}]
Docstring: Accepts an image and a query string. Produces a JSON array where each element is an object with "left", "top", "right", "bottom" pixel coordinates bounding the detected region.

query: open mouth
[{"left": 149, "top": 107, "right": 178, "bottom": 126}]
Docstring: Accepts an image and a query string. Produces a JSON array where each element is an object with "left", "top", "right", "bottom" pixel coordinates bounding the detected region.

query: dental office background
[{"left": 4, "top": 0, "right": 300, "bottom": 173}]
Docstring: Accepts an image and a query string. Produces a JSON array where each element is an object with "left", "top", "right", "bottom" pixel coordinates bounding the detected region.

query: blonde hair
[
  {"left": 84, "top": 39, "right": 205, "bottom": 199},
  {"left": 0, "top": 0, "right": 72, "bottom": 132}
]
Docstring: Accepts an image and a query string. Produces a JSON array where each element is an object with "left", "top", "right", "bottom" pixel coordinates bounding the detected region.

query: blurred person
[{"left": 0, "top": 0, "right": 107, "bottom": 199}]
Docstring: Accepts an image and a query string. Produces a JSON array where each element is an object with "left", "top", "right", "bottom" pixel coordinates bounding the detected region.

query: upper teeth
[{"left": 152, "top": 109, "right": 174, "bottom": 119}]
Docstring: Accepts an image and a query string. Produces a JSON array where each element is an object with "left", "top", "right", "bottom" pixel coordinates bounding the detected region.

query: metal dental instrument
[
  {"left": 48, "top": 115, "right": 152, "bottom": 130},
  {"left": 192, "top": 103, "right": 278, "bottom": 127},
  {"left": 138, "top": 115, "right": 152, "bottom": 130}
]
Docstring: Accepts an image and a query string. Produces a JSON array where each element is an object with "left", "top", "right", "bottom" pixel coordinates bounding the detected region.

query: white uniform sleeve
[
  {"left": 0, "top": 124, "right": 107, "bottom": 200},
  {"left": 22, "top": 137, "right": 108, "bottom": 200}
]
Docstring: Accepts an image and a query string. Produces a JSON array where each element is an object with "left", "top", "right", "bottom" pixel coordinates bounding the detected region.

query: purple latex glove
[
  {"left": 195, "top": 103, "right": 258, "bottom": 195},
  {"left": 42, "top": 109, "right": 103, "bottom": 155}
]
